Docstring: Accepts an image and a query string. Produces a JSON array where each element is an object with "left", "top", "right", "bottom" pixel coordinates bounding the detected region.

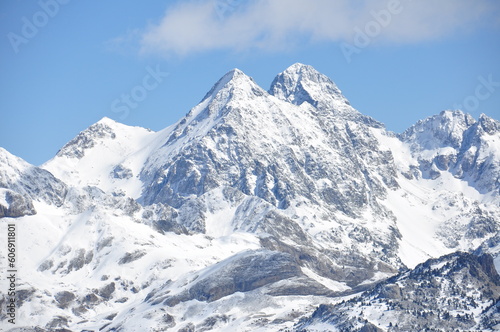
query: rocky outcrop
[{"left": 0, "top": 188, "right": 36, "bottom": 218}]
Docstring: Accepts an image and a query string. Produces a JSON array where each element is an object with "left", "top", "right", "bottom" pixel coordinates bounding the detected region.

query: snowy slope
[{"left": 42, "top": 117, "right": 162, "bottom": 199}]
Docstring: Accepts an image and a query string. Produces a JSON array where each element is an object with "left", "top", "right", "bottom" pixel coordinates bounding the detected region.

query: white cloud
[{"left": 138, "top": 0, "right": 499, "bottom": 56}]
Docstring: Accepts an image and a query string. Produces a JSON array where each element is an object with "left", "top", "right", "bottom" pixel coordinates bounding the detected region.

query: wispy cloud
[
  {"left": 104, "top": 29, "right": 142, "bottom": 55},
  {"left": 137, "top": 0, "right": 499, "bottom": 56}
]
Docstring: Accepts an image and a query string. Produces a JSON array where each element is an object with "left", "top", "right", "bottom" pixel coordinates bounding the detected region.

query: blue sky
[{"left": 1, "top": 0, "right": 499, "bottom": 166}]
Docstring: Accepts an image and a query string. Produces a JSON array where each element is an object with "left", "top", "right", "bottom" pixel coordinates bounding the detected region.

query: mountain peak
[
  {"left": 478, "top": 113, "right": 500, "bottom": 135},
  {"left": 227, "top": 67, "right": 245, "bottom": 76},
  {"left": 269, "top": 63, "right": 349, "bottom": 108},
  {"left": 283, "top": 62, "right": 317, "bottom": 74},
  {"left": 200, "top": 68, "right": 262, "bottom": 103},
  {"left": 401, "top": 110, "right": 476, "bottom": 150},
  {"left": 440, "top": 109, "right": 474, "bottom": 123},
  {"left": 218, "top": 68, "right": 246, "bottom": 83},
  {"left": 54, "top": 121, "right": 117, "bottom": 160},
  {"left": 96, "top": 116, "right": 118, "bottom": 127}
]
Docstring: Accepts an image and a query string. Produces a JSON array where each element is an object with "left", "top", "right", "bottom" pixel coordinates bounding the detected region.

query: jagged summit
[
  {"left": 400, "top": 110, "right": 500, "bottom": 194},
  {"left": 478, "top": 113, "right": 500, "bottom": 135},
  {"left": 401, "top": 110, "right": 476, "bottom": 150},
  {"left": 200, "top": 67, "right": 263, "bottom": 104},
  {"left": 269, "top": 63, "right": 349, "bottom": 108},
  {"left": 401, "top": 110, "right": 499, "bottom": 153},
  {"left": 268, "top": 63, "right": 383, "bottom": 127},
  {"left": 161, "top": 68, "right": 270, "bottom": 157}
]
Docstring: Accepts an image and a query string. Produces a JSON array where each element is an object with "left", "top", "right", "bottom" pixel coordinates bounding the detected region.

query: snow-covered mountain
[{"left": 1, "top": 63, "right": 500, "bottom": 331}]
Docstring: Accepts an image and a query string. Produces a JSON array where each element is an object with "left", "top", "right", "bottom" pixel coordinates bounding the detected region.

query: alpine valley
[{"left": 1, "top": 63, "right": 500, "bottom": 332}]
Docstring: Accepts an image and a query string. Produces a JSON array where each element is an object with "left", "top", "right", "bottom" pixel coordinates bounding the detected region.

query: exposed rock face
[
  {"left": 269, "top": 63, "right": 349, "bottom": 108},
  {"left": 154, "top": 250, "right": 308, "bottom": 306},
  {"left": 55, "top": 121, "right": 117, "bottom": 160},
  {"left": 54, "top": 291, "right": 76, "bottom": 309},
  {"left": 0, "top": 188, "right": 36, "bottom": 217}
]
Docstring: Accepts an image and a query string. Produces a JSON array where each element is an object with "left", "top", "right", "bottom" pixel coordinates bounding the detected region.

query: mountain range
[{"left": 1, "top": 63, "right": 499, "bottom": 331}]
